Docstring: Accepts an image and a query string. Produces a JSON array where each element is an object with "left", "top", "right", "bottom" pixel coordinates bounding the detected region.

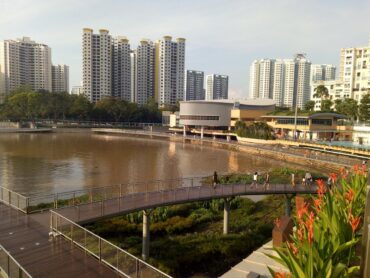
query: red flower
[{"left": 345, "top": 188, "right": 354, "bottom": 203}]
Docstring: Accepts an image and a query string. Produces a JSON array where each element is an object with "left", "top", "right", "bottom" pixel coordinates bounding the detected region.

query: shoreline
[{"left": 91, "top": 128, "right": 361, "bottom": 171}]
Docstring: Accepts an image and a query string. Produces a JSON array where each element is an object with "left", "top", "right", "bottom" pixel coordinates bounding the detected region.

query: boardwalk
[
  {"left": 55, "top": 183, "right": 317, "bottom": 224},
  {"left": 0, "top": 203, "right": 117, "bottom": 277},
  {"left": 1, "top": 180, "right": 317, "bottom": 277}
]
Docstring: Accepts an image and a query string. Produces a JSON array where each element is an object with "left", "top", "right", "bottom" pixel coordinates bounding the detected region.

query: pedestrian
[
  {"left": 212, "top": 171, "right": 218, "bottom": 189},
  {"left": 302, "top": 177, "right": 306, "bottom": 186},
  {"left": 291, "top": 173, "right": 295, "bottom": 187},
  {"left": 264, "top": 172, "right": 270, "bottom": 190},
  {"left": 305, "top": 172, "right": 312, "bottom": 186},
  {"left": 251, "top": 172, "right": 258, "bottom": 188},
  {"left": 327, "top": 176, "right": 332, "bottom": 190}
]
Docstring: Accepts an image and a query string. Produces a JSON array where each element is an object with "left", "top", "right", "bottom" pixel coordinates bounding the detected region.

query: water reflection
[{"left": 0, "top": 133, "right": 308, "bottom": 195}]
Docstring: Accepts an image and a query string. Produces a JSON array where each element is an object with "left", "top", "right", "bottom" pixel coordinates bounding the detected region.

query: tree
[
  {"left": 358, "top": 93, "right": 370, "bottom": 121},
  {"left": 69, "top": 95, "right": 92, "bottom": 120},
  {"left": 313, "top": 85, "right": 329, "bottom": 99},
  {"left": 334, "top": 98, "right": 358, "bottom": 120},
  {"left": 320, "top": 99, "right": 333, "bottom": 112},
  {"left": 304, "top": 100, "right": 315, "bottom": 112}
]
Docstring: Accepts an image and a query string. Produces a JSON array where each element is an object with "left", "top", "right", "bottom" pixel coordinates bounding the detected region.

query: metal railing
[
  {"left": 0, "top": 186, "right": 29, "bottom": 213},
  {"left": 50, "top": 211, "right": 171, "bottom": 278},
  {"left": 27, "top": 177, "right": 205, "bottom": 213},
  {"left": 55, "top": 182, "right": 318, "bottom": 224},
  {"left": 0, "top": 244, "right": 32, "bottom": 278}
]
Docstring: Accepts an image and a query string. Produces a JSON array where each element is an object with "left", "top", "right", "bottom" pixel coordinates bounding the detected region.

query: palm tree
[{"left": 313, "top": 85, "right": 329, "bottom": 99}]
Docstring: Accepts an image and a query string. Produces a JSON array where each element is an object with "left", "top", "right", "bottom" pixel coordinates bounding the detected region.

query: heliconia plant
[{"left": 267, "top": 165, "right": 368, "bottom": 278}]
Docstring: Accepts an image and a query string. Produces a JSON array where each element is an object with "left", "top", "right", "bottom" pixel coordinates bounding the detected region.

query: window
[
  {"left": 311, "top": 119, "right": 332, "bottom": 126},
  {"left": 180, "top": 115, "right": 219, "bottom": 121},
  {"left": 276, "top": 118, "right": 308, "bottom": 125}
]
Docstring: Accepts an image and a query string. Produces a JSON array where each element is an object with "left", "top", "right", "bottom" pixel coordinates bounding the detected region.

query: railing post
[
  {"left": 73, "top": 192, "right": 76, "bottom": 206},
  {"left": 89, "top": 189, "right": 93, "bottom": 203},
  {"left": 119, "top": 184, "right": 123, "bottom": 197},
  {"left": 8, "top": 190, "right": 11, "bottom": 205},
  {"left": 99, "top": 238, "right": 102, "bottom": 261}
]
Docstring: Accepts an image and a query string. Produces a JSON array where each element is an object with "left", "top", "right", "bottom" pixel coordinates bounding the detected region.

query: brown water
[{"left": 0, "top": 132, "right": 303, "bottom": 195}]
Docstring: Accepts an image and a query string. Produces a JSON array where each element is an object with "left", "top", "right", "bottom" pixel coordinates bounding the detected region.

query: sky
[{"left": 0, "top": 0, "right": 369, "bottom": 99}]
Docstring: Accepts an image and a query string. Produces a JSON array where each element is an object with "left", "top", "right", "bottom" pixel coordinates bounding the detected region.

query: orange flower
[
  {"left": 316, "top": 179, "right": 326, "bottom": 198},
  {"left": 297, "top": 203, "right": 308, "bottom": 221},
  {"left": 339, "top": 167, "right": 345, "bottom": 176},
  {"left": 274, "top": 271, "right": 291, "bottom": 278},
  {"left": 313, "top": 198, "right": 322, "bottom": 212},
  {"left": 329, "top": 173, "right": 337, "bottom": 184},
  {"left": 304, "top": 212, "right": 315, "bottom": 245},
  {"left": 349, "top": 212, "right": 361, "bottom": 233},
  {"left": 345, "top": 188, "right": 354, "bottom": 203},
  {"left": 352, "top": 164, "right": 359, "bottom": 172},
  {"left": 297, "top": 226, "right": 304, "bottom": 241},
  {"left": 274, "top": 218, "right": 281, "bottom": 229},
  {"left": 287, "top": 241, "right": 299, "bottom": 256}
]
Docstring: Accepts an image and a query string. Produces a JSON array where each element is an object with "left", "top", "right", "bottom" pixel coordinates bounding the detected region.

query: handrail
[
  {"left": 27, "top": 176, "right": 208, "bottom": 213},
  {"left": 0, "top": 186, "right": 29, "bottom": 213},
  {"left": 50, "top": 211, "right": 171, "bottom": 278},
  {"left": 0, "top": 244, "right": 32, "bottom": 278}
]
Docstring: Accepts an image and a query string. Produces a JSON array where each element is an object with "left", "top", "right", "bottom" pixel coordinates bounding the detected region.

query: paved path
[{"left": 0, "top": 203, "right": 118, "bottom": 277}]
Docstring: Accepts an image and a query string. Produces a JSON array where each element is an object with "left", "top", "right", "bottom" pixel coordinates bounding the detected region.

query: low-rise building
[
  {"left": 262, "top": 113, "right": 349, "bottom": 141},
  {"left": 179, "top": 99, "right": 276, "bottom": 129}
]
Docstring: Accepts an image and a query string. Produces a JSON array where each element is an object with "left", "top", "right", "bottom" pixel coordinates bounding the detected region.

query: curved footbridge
[{"left": 0, "top": 178, "right": 317, "bottom": 277}]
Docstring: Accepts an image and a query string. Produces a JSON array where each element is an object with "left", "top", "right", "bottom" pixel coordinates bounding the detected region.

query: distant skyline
[{"left": 1, "top": 0, "right": 369, "bottom": 99}]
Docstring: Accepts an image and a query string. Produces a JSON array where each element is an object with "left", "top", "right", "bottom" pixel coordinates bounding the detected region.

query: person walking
[
  {"left": 264, "top": 172, "right": 270, "bottom": 190},
  {"left": 305, "top": 172, "right": 312, "bottom": 186},
  {"left": 251, "top": 172, "right": 258, "bottom": 188},
  {"left": 212, "top": 171, "right": 218, "bottom": 189}
]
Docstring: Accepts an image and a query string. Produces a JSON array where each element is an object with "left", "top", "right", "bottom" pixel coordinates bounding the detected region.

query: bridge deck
[
  {"left": 55, "top": 183, "right": 317, "bottom": 224},
  {"left": 0, "top": 203, "right": 118, "bottom": 277}
]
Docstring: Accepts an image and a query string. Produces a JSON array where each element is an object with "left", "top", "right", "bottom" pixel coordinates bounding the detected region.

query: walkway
[
  {"left": 1, "top": 180, "right": 317, "bottom": 278},
  {"left": 0, "top": 203, "right": 117, "bottom": 277},
  {"left": 55, "top": 183, "right": 316, "bottom": 224}
]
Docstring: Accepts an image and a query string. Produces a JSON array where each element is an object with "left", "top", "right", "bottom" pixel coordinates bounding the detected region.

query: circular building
[{"left": 179, "top": 99, "right": 276, "bottom": 129}]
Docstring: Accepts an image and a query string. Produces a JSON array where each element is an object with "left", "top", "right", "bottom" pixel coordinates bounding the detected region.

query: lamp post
[{"left": 293, "top": 99, "right": 298, "bottom": 141}]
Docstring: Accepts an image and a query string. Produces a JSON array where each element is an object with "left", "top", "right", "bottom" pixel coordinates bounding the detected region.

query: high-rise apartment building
[
  {"left": 0, "top": 37, "right": 53, "bottom": 102},
  {"left": 82, "top": 28, "right": 112, "bottom": 102},
  {"left": 249, "top": 55, "right": 312, "bottom": 109},
  {"left": 311, "top": 64, "right": 336, "bottom": 82},
  {"left": 206, "top": 74, "right": 229, "bottom": 100},
  {"left": 112, "top": 36, "right": 131, "bottom": 101},
  {"left": 155, "top": 36, "right": 185, "bottom": 106},
  {"left": 185, "top": 70, "right": 204, "bottom": 101},
  {"left": 132, "top": 39, "right": 155, "bottom": 105},
  {"left": 339, "top": 39, "right": 370, "bottom": 101},
  {"left": 52, "top": 65, "right": 69, "bottom": 93}
]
